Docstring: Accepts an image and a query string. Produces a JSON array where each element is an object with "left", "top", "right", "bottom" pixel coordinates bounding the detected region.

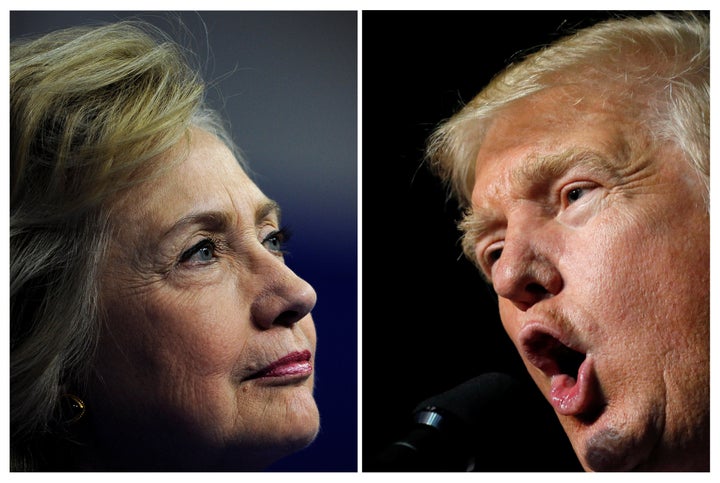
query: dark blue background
[{"left": 10, "top": 10, "right": 357, "bottom": 472}]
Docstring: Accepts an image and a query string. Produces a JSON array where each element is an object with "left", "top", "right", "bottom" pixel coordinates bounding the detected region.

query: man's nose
[{"left": 491, "top": 230, "right": 563, "bottom": 311}]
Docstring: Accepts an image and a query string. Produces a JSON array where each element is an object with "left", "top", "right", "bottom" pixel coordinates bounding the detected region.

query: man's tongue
[{"left": 550, "top": 357, "right": 594, "bottom": 416}]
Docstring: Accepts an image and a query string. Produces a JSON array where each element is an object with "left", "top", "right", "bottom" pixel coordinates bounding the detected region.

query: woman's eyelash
[
  {"left": 263, "top": 226, "right": 292, "bottom": 254},
  {"left": 177, "top": 226, "right": 292, "bottom": 265},
  {"left": 179, "top": 237, "right": 217, "bottom": 264}
]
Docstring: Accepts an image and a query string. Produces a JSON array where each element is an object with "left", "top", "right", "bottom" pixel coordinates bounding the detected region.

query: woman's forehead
[{"left": 110, "top": 128, "right": 272, "bottom": 231}]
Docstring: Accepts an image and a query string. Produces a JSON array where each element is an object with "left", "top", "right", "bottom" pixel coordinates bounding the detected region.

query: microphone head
[
  {"left": 413, "top": 372, "right": 522, "bottom": 429},
  {"left": 372, "top": 373, "right": 525, "bottom": 471},
  {"left": 370, "top": 372, "right": 582, "bottom": 471}
]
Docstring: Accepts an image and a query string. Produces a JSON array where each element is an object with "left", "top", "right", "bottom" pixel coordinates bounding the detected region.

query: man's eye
[
  {"left": 488, "top": 247, "right": 503, "bottom": 264},
  {"left": 482, "top": 243, "right": 503, "bottom": 270},
  {"left": 179, "top": 239, "right": 216, "bottom": 264},
  {"left": 567, "top": 187, "right": 586, "bottom": 204},
  {"left": 262, "top": 227, "right": 291, "bottom": 255}
]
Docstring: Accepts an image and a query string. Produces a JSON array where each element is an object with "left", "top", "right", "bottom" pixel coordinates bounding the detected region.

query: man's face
[{"left": 467, "top": 87, "right": 709, "bottom": 471}]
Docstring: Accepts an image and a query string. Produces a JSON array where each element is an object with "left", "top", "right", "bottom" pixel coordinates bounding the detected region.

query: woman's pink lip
[{"left": 251, "top": 350, "right": 312, "bottom": 379}]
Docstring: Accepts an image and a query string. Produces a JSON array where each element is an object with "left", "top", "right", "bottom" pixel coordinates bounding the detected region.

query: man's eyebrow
[
  {"left": 510, "top": 148, "right": 619, "bottom": 191},
  {"left": 461, "top": 149, "right": 620, "bottom": 265}
]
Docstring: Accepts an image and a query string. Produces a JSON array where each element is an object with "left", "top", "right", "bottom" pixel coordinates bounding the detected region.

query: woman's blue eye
[
  {"left": 180, "top": 239, "right": 216, "bottom": 264},
  {"left": 263, "top": 227, "right": 291, "bottom": 254}
]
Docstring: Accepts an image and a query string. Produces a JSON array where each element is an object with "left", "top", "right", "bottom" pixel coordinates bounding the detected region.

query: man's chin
[{"left": 564, "top": 419, "right": 656, "bottom": 472}]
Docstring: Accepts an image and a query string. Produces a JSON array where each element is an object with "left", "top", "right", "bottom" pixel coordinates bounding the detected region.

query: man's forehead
[{"left": 470, "top": 102, "right": 641, "bottom": 200}]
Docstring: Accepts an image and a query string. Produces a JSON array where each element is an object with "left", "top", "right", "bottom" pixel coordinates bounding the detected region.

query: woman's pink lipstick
[{"left": 251, "top": 350, "right": 313, "bottom": 379}]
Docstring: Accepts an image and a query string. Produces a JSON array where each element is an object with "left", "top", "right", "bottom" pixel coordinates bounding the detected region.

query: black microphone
[{"left": 371, "top": 372, "right": 523, "bottom": 471}]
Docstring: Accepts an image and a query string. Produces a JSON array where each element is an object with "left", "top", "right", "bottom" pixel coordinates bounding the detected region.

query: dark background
[
  {"left": 361, "top": 10, "right": 678, "bottom": 471},
  {"left": 10, "top": 11, "right": 357, "bottom": 472}
]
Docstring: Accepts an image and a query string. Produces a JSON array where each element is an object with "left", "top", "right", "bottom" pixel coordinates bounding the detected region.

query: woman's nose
[
  {"left": 491, "top": 232, "right": 562, "bottom": 312},
  {"left": 249, "top": 260, "right": 317, "bottom": 330}
]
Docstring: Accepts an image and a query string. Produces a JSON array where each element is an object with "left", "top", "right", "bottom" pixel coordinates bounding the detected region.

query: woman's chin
[
  {"left": 219, "top": 426, "right": 320, "bottom": 471},
  {"left": 218, "top": 395, "right": 320, "bottom": 470}
]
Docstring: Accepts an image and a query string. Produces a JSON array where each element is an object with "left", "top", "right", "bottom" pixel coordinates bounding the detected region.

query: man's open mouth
[{"left": 519, "top": 326, "right": 603, "bottom": 419}]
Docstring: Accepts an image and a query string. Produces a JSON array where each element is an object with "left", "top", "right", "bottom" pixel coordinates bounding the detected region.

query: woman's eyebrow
[
  {"left": 161, "top": 211, "right": 232, "bottom": 240},
  {"left": 159, "top": 198, "right": 281, "bottom": 242},
  {"left": 256, "top": 199, "right": 281, "bottom": 224}
]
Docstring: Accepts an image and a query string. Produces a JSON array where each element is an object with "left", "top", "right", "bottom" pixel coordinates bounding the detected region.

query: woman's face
[{"left": 90, "top": 128, "right": 319, "bottom": 470}]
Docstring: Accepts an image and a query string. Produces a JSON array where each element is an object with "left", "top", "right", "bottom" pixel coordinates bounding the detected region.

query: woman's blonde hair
[
  {"left": 426, "top": 12, "right": 709, "bottom": 209},
  {"left": 10, "top": 20, "right": 236, "bottom": 470}
]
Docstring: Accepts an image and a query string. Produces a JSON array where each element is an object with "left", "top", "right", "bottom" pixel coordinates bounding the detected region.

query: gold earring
[{"left": 58, "top": 393, "right": 86, "bottom": 425}]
